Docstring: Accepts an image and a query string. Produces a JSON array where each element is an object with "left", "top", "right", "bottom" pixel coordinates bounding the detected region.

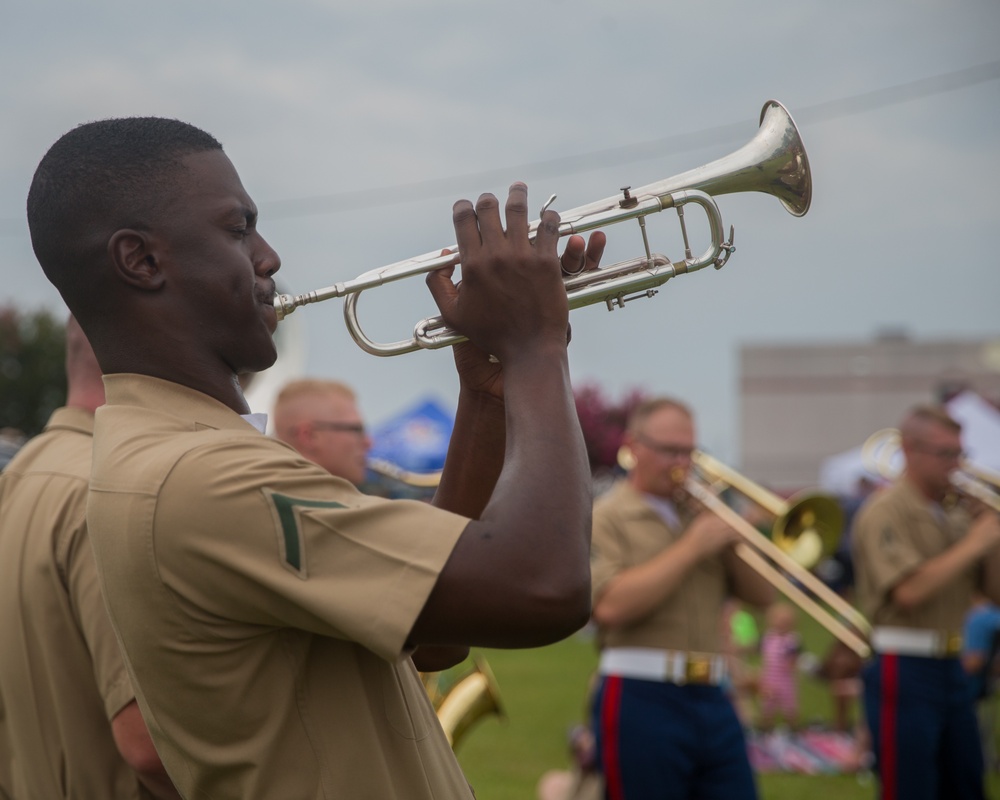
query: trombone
[
  {"left": 367, "top": 457, "right": 442, "bottom": 489},
  {"left": 862, "top": 428, "right": 1000, "bottom": 512},
  {"left": 274, "top": 100, "right": 811, "bottom": 356},
  {"left": 686, "top": 451, "right": 872, "bottom": 658}
]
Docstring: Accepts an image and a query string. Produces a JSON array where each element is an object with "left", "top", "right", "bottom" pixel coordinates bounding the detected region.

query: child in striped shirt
[{"left": 758, "top": 602, "right": 802, "bottom": 732}]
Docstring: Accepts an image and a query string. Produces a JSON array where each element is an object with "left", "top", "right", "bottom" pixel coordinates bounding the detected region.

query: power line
[
  {"left": 256, "top": 58, "right": 1000, "bottom": 221},
  {"left": 2, "top": 59, "right": 998, "bottom": 234}
]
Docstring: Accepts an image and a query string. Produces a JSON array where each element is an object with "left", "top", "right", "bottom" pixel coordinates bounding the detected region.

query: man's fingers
[
  {"left": 425, "top": 265, "right": 458, "bottom": 316},
  {"left": 452, "top": 199, "right": 481, "bottom": 255},
  {"left": 503, "top": 182, "right": 530, "bottom": 241},
  {"left": 560, "top": 235, "right": 587, "bottom": 276},
  {"left": 584, "top": 230, "right": 608, "bottom": 272},
  {"left": 473, "top": 192, "right": 504, "bottom": 243},
  {"left": 560, "top": 231, "right": 607, "bottom": 276}
]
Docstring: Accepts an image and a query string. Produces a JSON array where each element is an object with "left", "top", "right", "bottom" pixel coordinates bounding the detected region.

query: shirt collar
[{"left": 101, "top": 373, "right": 262, "bottom": 433}]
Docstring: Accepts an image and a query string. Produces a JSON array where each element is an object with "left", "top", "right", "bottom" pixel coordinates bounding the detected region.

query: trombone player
[
  {"left": 852, "top": 405, "right": 1000, "bottom": 800},
  {"left": 590, "top": 397, "right": 774, "bottom": 800}
]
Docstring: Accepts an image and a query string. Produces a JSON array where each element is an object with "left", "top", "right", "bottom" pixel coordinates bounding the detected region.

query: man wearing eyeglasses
[
  {"left": 852, "top": 404, "right": 1000, "bottom": 800},
  {"left": 589, "top": 396, "right": 774, "bottom": 800},
  {"left": 272, "top": 379, "right": 372, "bottom": 487}
]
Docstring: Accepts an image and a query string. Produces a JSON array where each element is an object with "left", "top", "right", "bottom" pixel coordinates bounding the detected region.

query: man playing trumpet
[
  {"left": 27, "top": 116, "right": 606, "bottom": 800},
  {"left": 589, "top": 397, "right": 774, "bottom": 799}
]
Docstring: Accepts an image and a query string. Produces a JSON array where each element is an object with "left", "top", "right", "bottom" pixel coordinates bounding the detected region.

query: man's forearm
[
  {"left": 892, "top": 533, "right": 990, "bottom": 610},
  {"left": 434, "top": 387, "right": 505, "bottom": 519}
]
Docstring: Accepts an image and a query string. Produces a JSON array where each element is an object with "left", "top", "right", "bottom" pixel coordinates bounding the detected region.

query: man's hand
[
  {"left": 426, "top": 183, "right": 605, "bottom": 367},
  {"left": 967, "top": 510, "right": 1000, "bottom": 557},
  {"left": 684, "top": 511, "right": 743, "bottom": 559},
  {"left": 445, "top": 227, "right": 606, "bottom": 403}
]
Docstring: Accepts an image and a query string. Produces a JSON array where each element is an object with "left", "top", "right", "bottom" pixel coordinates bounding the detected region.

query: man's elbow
[
  {"left": 591, "top": 598, "right": 627, "bottom": 630},
  {"left": 890, "top": 584, "right": 923, "bottom": 613},
  {"left": 115, "top": 730, "right": 165, "bottom": 780},
  {"left": 525, "top": 580, "right": 592, "bottom": 645},
  {"left": 111, "top": 701, "right": 173, "bottom": 790}
]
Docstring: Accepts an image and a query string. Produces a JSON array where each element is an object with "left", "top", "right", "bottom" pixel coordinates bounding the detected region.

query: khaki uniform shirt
[
  {"left": 590, "top": 481, "right": 729, "bottom": 653},
  {"left": 852, "top": 478, "right": 975, "bottom": 630},
  {"left": 88, "top": 375, "right": 473, "bottom": 800},
  {"left": 0, "top": 407, "right": 150, "bottom": 799}
]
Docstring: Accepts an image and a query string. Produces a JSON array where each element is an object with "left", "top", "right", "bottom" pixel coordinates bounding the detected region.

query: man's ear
[{"left": 108, "top": 229, "right": 165, "bottom": 290}]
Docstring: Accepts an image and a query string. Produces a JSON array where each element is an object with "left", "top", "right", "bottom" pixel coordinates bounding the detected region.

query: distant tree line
[
  {"left": 0, "top": 309, "right": 652, "bottom": 471},
  {"left": 573, "top": 383, "right": 648, "bottom": 476},
  {"left": 0, "top": 306, "right": 66, "bottom": 440}
]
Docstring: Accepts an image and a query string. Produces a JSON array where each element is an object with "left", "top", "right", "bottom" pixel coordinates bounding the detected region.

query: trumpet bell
[{"left": 773, "top": 491, "right": 845, "bottom": 569}]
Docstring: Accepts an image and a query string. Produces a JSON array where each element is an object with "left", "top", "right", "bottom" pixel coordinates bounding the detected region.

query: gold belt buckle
[
  {"left": 943, "top": 633, "right": 962, "bottom": 657},
  {"left": 685, "top": 656, "right": 712, "bottom": 684}
]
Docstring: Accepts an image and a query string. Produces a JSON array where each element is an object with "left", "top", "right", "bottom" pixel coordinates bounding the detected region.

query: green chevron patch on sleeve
[{"left": 264, "top": 490, "right": 346, "bottom": 578}]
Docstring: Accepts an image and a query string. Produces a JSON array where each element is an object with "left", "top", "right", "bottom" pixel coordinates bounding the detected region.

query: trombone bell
[{"left": 773, "top": 491, "right": 845, "bottom": 570}]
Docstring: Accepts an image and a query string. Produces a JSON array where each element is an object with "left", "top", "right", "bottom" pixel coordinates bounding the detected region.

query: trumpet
[
  {"left": 684, "top": 453, "right": 872, "bottom": 658},
  {"left": 862, "top": 428, "right": 1000, "bottom": 512},
  {"left": 275, "top": 99, "right": 811, "bottom": 357}
]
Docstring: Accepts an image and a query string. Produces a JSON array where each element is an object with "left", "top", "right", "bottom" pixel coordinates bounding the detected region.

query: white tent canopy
[{"left": 818, "top": 391, "right": 1000, "bottom": 497}]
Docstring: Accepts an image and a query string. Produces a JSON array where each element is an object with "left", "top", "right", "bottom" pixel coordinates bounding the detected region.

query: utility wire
[
  {"left": 2, "top": 59, "right": 998, "bottom": 233},
  {"left": 262, "top": 58, "right": 1000, "bottom": 220}
]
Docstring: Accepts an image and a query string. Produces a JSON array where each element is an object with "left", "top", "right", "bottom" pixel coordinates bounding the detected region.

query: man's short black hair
[{"left": 27, "top": 117, "right": 222, "bottom": 297}]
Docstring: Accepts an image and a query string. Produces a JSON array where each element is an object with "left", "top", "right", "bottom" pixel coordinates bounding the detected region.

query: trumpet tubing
[{"left": 275, "top": 100, "right": 811, "bottom": 357}]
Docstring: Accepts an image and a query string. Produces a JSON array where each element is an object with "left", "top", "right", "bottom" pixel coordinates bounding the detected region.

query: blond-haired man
[{"left": 273, "top": 379, "right": 372, "bottom": 486}]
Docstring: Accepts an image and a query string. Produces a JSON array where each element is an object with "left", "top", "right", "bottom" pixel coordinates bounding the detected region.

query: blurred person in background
[
  {"left": 756, "top": 601, "right": 802, "bottom": 735},
  {"left": 961, "top": 593, "right": 1000, "bottom": 772},
  {"left": 589, "top": 396, "right": 774, "bottom": 799},
  {"left": 272, "top": 378, "right": 371, "bottom": 487},
  {"left": 0, "top": 316, "right": 178, "bottom": 799},
  {"left": 853, "top": 404, "right": 1000, "bottom": 800}
]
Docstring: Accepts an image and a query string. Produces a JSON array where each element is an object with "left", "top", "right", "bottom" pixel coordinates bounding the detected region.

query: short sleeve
[
  {"left": 61, "top": 522, "right": 135, "bottom": 721},
  {"left": 590, "top": 505, "right": 628, "bottom": 603},
  {"left": 853, "top": 497, "right": 924, "bottom": 605},
  {"left": 153, "top": 439, "right": 469, "bottom": 662}
]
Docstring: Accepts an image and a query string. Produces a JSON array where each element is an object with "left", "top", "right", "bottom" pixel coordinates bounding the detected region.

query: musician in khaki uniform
[
  {"left": 852, "top": 405, "right": 1000, "bottom": 800},
  {"left": 27, "top": 117, "right": 605, "bottom": 799},
  {"left": 272, "top": 378, "right": 372, "bottom": 487},
  {"left": 0, "top": 318, "right": 178, "bottom": 799},
  {"left": 589, "top": 397, "right": 773, "bottom": 800}
]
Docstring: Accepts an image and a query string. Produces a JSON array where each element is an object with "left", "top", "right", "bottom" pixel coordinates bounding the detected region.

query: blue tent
[{"left": 367, "top": 397, "right": 455, "bottom": 474}]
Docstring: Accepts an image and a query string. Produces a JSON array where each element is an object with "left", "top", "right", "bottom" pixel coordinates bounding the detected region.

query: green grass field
[{"left": 447, "top": 611, "right": 1000, "bottom": 799}]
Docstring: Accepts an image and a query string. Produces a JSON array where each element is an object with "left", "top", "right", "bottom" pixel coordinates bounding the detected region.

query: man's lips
[{"left": 257, "top": 287, "right": 278, "bottom": 331}]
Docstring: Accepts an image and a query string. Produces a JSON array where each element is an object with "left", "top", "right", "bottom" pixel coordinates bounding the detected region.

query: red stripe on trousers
[
  {"left": 600, "top": 676, "right": 625, "bottom": 800},
  {"left": 879, "top": 654, "right": 899, "bottom": 800}
]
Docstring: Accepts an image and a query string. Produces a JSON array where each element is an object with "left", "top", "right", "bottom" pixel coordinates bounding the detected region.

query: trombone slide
[{"left": 684, "top": 478, "right": 871, "bottom": 658}]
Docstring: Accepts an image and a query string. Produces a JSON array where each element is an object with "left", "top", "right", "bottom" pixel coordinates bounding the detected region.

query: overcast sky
[{"left": 2, "top": 0, "right": 998, "bottom": 465}]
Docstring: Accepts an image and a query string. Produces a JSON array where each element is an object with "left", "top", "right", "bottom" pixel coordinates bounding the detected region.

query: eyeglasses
[
  {"left": 309, "top": 421, "right": 367, "bottom": 436},
  {"left": 635, "top": 435, "right": 695, "bottom": 460},
  {"left": 912, "top": 443, "right": 964, "bottom": 461}
]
